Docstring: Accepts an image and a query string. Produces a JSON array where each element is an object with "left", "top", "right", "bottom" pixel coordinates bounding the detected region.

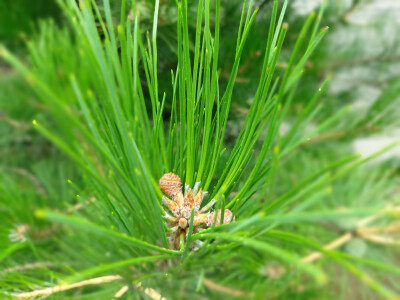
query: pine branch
[{"left": 13, "top": 275, "right": 123, "bottom": 298}]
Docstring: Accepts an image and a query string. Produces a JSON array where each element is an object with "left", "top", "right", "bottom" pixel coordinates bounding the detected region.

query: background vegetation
[{"left": 1, "top": 0, "right": 399, "bottom": 299}]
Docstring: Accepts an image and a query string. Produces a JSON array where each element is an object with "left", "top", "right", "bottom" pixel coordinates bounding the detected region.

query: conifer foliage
[{"left": 1, "top": 0, "right": 399, "bottom": 299}]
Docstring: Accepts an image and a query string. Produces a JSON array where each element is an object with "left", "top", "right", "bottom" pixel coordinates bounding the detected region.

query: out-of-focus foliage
[
  {"left": 0, "top": 0, "right": 60, "bottom": 52},
  {"left": 1, "top": 0, "right": 399, "bottom": 299}
]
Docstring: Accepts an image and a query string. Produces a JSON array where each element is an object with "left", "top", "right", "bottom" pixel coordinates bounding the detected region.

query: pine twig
[
  {"left": 301, "top": 232, "right": 353, "bottom": 263},
  {"left": 11, "top": 273, "right": 166, "bottom": 300},
  {"left": 135, "top": 282, "right": 167, "bottom": 300},
  {"left": 7, "top": 167, "right": 47, "bottom": 197},
  {"left": 361, "top": 235, "right": 400, "bottom": 246},
  {"left": 13, "top": 275, "right": 123, "bottom": 298},
  {"left": 202, "top": 277, "right": 252, "bottom": 297},
  {"left": 303, "top": 123, "right": 377, "bottom": 145},
  {"left": 3, "top": 261, "right": 56, "bottom": 273},
  {"left": 65, "top": 197, "right": 96, "bottom": 213},
  {"left": 203, "top": 206, "right": 400, "bottom": 297},
  {"left": 0, "top": 114, "right": 29, "bottom": 130},
  {"left": 301, "top": 206, "right": 399, "bottom": 264},
  {"left": 112, "top": 285, "right": 129, "bottom": 299}
]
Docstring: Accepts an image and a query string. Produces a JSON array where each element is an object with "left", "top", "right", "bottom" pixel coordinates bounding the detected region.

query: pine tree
[{"left": 1, "top": 0, "right": 399, "bottom": 298}]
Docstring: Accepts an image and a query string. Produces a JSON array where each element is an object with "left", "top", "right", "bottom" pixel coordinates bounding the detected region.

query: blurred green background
[{"left": 1, "top": 0, "right": 399, "bottom": 298}]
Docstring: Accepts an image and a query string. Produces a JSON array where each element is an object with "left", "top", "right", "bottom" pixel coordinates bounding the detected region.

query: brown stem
[{"left": 13, "top": 275, "right": 123, "bottom": 298}]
